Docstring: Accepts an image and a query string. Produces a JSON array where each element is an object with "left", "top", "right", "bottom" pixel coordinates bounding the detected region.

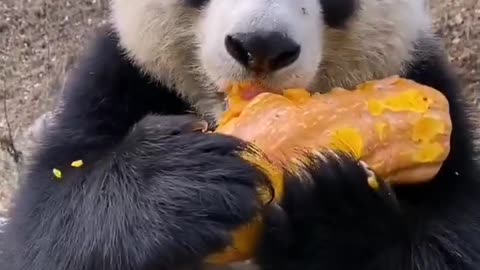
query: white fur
[
  {"left": 313, "top": 0, "right": 433, "bottom": 91},
  {"left": 110, "top": 0, "right": 225, "bottom": 120},
  {"left": 109, "top": 0, "right": 433, "bottom": 122},
  {"left": 196, "top": 0, "right": 323, "bottom": 92}
]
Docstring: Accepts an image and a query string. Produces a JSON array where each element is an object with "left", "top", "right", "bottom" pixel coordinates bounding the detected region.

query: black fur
[
  {"left": 2, "top": 29, "right": 271, "bottom": 270},
  {"left": 255, "top": 39, "right": 480, "bottom": 270},
  {"left": 320, "top": 0, "right": 359, "bottom": 28},
  {"left": 3, "top": 25, "right": 480, "bottom": 270},
  {"left": 184, "top": 0, "right": 209, "bottom": 9}
]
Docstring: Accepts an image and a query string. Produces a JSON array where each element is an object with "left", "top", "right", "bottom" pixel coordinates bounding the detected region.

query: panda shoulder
[
  {"left": 405, "top": 34, "right": 480, "bottom": 177},
  {"left": 57, "top": 26, "right": 191, "bottom": 120},
  {"left": 405, "top": 35, "right": 474, "bottom": 117}
]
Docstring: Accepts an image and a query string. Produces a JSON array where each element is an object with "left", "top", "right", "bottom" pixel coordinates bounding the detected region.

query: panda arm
[
  {"left": 3, "top": 30, "right": 266, "bottom": 270},
  {"left": 255, "top": 52, "right": 480, "bottom": 270}
]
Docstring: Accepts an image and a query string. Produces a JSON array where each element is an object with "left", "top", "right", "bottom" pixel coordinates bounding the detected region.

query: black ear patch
[
  {"left": 184, "top": 0, "right": 209, "bottom": 9},
  {"left": 320, "top": 0, "right": 359, "bottom": 28}
]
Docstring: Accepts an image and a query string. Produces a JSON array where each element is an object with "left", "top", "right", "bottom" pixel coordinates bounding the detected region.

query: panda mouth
[
  {"left": 223, "top": 80, "right": 282, "bottom": 101},
  {"left": 237, "top": 86, "right": 269, "bottom": 100}
]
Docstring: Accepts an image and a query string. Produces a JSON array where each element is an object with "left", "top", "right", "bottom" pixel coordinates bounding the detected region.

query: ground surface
[{"left": 0, "top": 0, "right": 479, "bottom": 215}]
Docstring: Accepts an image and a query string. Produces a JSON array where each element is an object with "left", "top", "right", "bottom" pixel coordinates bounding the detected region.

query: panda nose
[{"left": 225, "top": 31, "right": 301, "bottom": 73}]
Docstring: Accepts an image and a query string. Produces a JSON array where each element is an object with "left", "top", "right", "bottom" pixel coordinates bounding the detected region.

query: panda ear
[
  {"left": 320, "top": 0, "right": 359, "bottom": 28},
  {"left": 184, "top": 0, "right": 209, "bottom": 9}
]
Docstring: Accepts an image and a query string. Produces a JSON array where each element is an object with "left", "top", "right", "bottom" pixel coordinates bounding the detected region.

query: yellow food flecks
[
  {"left": 367, "top": 90, "right": 432, "bottom": 116},
  {"left": 359, "top": 160, "right": 379, "bottom": 190},
  {"left": 283, "top": 88, "right": 311, "bottom": 103},
  {"left": 410, "top": 117, "right": 447, "bottom": 163},
  {"left": 53, "top": 168, "right": 62, "bottom": 179},
  {"left": 367, "top": 175, "right": 379, "bottom": 190},
  {"left": 219, "top": 100, "right": 247, "bottom": 127},
  {"left": 412, "top": 117, "right": 446, "bottom": 143},
  {"left": 205, "top": 215, "right": 263, "bottom": 265},
  {"left": 413, "top": 142, "right": 445, "bottom": 163},
  {"left": 219, "top": 82, "right": 257, "bottom": 126},
  {"left": 71, "top": 160, "right": 84, "bottom": 168},
  {"left": 330, "top": 128, "right": 364, "bottom": 159},
  {"left": 368, "top": 100, "right": 385, "bottom": 116},
  {"left": 206, "top": 150, "right": 282, "bottom": 265},
  {"left": 239, "top": 151, "right": 284, "bottom": 204},
  {"left": 375, "top": 122, "right": 389, "bottom": 142},
  {"left": 358, "top": 81, "right": 377, "bottom": 94},
  {"left": 383, "top": 90, "right": 432, "bottom": 113}
]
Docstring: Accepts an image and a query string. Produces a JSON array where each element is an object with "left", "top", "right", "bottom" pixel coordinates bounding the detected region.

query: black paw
[
  {"left": 256, "top": 152, "right": 403, "bottom": 270},
  {"left": 282, "top": 152, "right": 401, "bottom": 219},
  {"left": 124, "top": 114, "right": 272, "bottom": 263}
]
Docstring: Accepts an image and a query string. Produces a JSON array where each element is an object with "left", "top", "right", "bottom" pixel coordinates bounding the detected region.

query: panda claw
[
  {"left": 358, "top": 160, "right": 401, "bottom": 213},
  {"left": 191, "top": 120, "right": 209, "bottom": 132}
]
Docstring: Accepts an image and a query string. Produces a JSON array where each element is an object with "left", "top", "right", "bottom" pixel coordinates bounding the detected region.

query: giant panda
[{"left": 2, "top": 0, "right": 480, "bottom": 269}]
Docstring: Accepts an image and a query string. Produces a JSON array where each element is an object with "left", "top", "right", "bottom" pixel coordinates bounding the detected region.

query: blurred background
[{"left": 0, "top": 0, "right": 479, "bottom": 216}]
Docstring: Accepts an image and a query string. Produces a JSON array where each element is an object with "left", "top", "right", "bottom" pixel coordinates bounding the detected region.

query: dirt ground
[{"left": 0, "top": 0, "right": 479, "bottom": 215}]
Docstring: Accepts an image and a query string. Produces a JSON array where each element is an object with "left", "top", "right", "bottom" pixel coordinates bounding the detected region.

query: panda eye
[
  {"left": 184, "top": 0, "right": 209, "bottom": 9},
  {"left": 320, "top": 0, "right": 359, "bottom": 28}
]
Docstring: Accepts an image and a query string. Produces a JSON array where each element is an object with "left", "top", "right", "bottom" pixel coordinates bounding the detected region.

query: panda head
[{"left": 110, "top": 0, "right": 432, "bottom": 118}]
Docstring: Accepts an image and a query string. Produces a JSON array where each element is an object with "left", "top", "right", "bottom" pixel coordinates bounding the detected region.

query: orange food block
[{"left": 217, "top": 76, "right": 452, "bottom": 185}]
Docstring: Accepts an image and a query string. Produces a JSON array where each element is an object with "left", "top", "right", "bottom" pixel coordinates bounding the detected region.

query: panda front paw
[
  {"left": 257, "top": 152, "right": 403, "bottom": 270},
  {"left": 282, "top": 152, "right": 400, "bottom": 219},
  {"left": 124, "top": 114, "right": 270, "bottom": 266}
]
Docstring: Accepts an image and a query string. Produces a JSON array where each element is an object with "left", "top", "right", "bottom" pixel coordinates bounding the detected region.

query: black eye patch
[
  {"left": 184, "top": 0, "right": 209, "bottom": 9},
  {"left": 320, "top": 0, "right": 359, "bottom": 28}
]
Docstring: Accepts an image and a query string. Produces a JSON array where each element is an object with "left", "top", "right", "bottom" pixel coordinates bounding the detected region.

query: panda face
[
  {"left": 194, "top": 0, "right": 359, "bottom": 92},
  {"left": 111, "top": 0, "right": 431, "bottom": 116},
  {"left": 196, "top": 0, "right": 330, "bottom": 92}
]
